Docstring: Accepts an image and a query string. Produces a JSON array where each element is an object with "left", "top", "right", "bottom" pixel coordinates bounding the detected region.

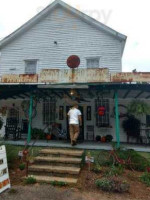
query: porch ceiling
[{"left": 0, "top": 83, "right": 150, "bottom": 100}]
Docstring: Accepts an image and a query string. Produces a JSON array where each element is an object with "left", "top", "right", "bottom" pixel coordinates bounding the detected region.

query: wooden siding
[{"left": 0, "top": 7, "right": 122, "bottom": 76}]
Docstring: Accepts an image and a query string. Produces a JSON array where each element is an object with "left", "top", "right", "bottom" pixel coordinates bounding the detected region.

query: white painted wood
[
  {"left": 0, "top": 6, "right": 123, "bottom": 76},
  {"left": 0, "top": 145, "right": 11, "bottom": 194}
]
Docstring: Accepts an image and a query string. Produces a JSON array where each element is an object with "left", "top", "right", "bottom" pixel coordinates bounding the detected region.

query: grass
[
  {"left": 140, "top": 172, "right": 150, "bottom": 186},
  {"left": 2, "top": 144, "right": 41, "bottom": 169},
  {"left": 85, "top": 149, "right": 150, "bottom": 172},
  {"left": 24, "top": 176, "right": 37, "bottom": 184}
]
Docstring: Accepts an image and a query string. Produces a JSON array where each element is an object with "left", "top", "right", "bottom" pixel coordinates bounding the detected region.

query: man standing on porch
[{"left": 67, "top": 104, "right": 82, "bottom": 146}]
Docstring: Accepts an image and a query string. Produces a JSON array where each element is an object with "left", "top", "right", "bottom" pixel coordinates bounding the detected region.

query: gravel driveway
[{"left": 1, "top": 185, "right": 150, "bottom": 200}]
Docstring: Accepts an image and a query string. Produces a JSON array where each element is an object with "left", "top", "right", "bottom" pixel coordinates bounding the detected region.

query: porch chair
[
  {"left": 86, "top": 125, "right": 94, "bottom": 141},
  {"left": 5, "top": 118, "right": 21, "bottom": 140}
]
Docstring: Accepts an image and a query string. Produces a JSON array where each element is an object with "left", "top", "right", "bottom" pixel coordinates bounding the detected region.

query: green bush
[
  {"left": 19, "top": 163, "right": 25, "bottom": 171},
  {"left": 31, "top": 128, "right": 45, "bottom": 140},
  {"left": 105, "top": 165, "right": 124, "bottom": 177},
  {"left": 92, "top": 163, "right": 102, "bottom": 173},
  {"left": 25, "top": 177, "right": 37, "bottom": 184},
  {"left": 140, "top": 172, "right": 150, "bottom": 186},
  {"left": 50, "top": 181, "right": 67, "bottom": 186},
  {"left": 95, "top": 177, "right": 130, "bottom": 193}
]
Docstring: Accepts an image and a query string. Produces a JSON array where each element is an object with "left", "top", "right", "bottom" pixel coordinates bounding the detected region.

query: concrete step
[
  {"left": 40, "top": 149, "right": 84, "bottom": 157},
  {"left": 29, "top": 175, "right": 78, "bottom": 185},
  {"left": 34, "top": 156, "right": 82, "bottom": 164},
  {"left": 29, "top": 165, "right": 81, "bottom": 175}
]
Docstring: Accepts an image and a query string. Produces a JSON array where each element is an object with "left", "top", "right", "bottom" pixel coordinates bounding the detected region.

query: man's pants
[{"left": 69, "top": 124, "right": 80, "bottom": 144}]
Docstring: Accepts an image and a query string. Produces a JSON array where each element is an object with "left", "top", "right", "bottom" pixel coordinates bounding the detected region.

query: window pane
[
  {"left": 87, "top": 58, "right": 99, "bottom": 68},
  {"left": 25, "top": 60, "right": 37, "bottom": 74}
]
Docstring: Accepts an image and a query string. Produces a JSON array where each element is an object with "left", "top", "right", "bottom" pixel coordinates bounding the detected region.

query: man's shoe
[{"left": 72, "top": 140, "right": 76, "bottom": 146}]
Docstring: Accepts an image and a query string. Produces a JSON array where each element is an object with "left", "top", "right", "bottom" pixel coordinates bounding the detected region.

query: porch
[
  {"left": 5, "top": 140, "right": 150, "bottom": 152},
  {"left": 1, "top": 83, "right": 150, "bottom": 147}
]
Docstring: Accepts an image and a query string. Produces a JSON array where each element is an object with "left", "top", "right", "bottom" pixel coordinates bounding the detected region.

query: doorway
[{"left": 66, "top": 106, "right": 84, "bottom": 141}]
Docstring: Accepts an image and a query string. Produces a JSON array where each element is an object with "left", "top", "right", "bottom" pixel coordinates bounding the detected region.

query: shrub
[
  {"left": 95, "top": 177, "right": 130, "bottom": 193},
  {"left": 31, "top": 128, "right": 45, "bottom": 140},
  {"left": 96, "top": 135, "right": 101, "bottom": 142},
  {"left": 19, "top": 163, "right": 25, "bottom": 171},
  {"left": 50, "top": 181, "right": 67, "bottom": 186},
  {"left": 105, "top": 135, "right": 113, "bottom": 142},
  {"left": 25, "top": 177, "right": 37, "bottom": 184},
  {"left": 92, "top": 163, "right": 102, "bottom": 173},
  {"left": 140, "top": 172, "right": 150, "bottom": 186},
  {"left": 105, "top": 165, "right": 124, "bottom": 177}
]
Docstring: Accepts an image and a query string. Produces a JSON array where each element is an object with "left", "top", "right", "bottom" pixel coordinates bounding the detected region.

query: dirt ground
[{"left": 1, "top": 163, "right": 150, "bottom": 200}]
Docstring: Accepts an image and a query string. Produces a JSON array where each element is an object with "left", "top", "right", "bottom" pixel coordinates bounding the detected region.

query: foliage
[
  {"left": 25, "top": 176, "right": 37, "bottom": 184},
  {"left": 105, "top": 165, "right": 124, "bottom": 177},
  {"left": 92, "top": 163, "right": 102, "bottom": 173},
  {"left": 128, "top": 100, "right": 150, "bottom": 116},
  {"left": 5, "top": 145, "right": 23, "bottom": 168},
  {"left": 0, "top": 117, "right": 3, "bottom": 130},
  {"left": 19, "top": 163, "right": 25, "bottom": 170},
  {"left": 95, "top": 135, "right": 101, "bottom": 142},
  {"left": 97, "top": 148, "right": 150, "bottom": 171},
  {"left": 95, "top": 177, "right": 130, "bottom": 193},
  {"left": 31, "top": 128, "right": 45, "bottom": 140},
  {"left": 140, "top": 172, "right": 150, "bottom": 186},
  {"left": 122, "top": 116, "right": 141, "bottom": 137},
  {"left": 50, "top": 181, "right": 67, "bottom": 186},
  {"left": 8, "top": 188, "right": 18, "bottom": 194},
  {"left": 105, "top": 135, "right": 113, "bottom": 142}
]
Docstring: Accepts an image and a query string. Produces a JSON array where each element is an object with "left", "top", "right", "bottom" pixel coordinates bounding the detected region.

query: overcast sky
[{"left": 0, "top": 0, "right": 149, "bottom": 72}]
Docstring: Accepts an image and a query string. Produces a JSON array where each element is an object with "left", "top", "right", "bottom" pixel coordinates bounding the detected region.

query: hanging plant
[{"left": 127, "top": 100, "right": 150, "bottom": 116}]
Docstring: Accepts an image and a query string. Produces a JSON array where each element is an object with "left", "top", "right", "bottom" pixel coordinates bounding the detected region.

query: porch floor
[{"left": 5, "top": 140, "right": 150, "bottom": 152}]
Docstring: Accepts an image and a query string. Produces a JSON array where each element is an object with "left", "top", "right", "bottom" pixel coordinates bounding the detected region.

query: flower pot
[
  {"left": 101, "top": 136, "right": 106, "bottom": 143},
  {"left": 46, "top": 134, "right": 52, "bottom": 140}
]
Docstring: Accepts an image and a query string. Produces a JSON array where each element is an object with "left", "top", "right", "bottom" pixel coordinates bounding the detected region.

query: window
[
  {"left": 86, "top": 58, "right": 100, "bottom": 68},
  {"left": 95, "top": 99, "right": 109, "bottom": 127},
  {"left": 43, "top": 98, "right": 56, "bottom": 124},
  {"left": 25, "top": 60, "right": 37, "bottom": 74}
]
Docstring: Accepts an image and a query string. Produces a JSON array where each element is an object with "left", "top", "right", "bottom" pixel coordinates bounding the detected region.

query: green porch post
[
  {"left": 115, "top": 91, "right": 120, "bottom": 148},
  {"left": 27, "top": 94, "right": 33, "bottom": 144}
]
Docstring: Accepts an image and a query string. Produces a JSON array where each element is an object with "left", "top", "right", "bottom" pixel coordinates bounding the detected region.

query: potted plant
[
  {"left": 105, "top": 135, "right": 113, "bottom": 142},
  {"left": 46, "top": 128, "right": 52, "bottom": 140},
  {"left": 122, "top": 115, "right": 141, "bottom": 143},
  {"left": 101, "top": 136, "right": 106, "bottom": 143}
]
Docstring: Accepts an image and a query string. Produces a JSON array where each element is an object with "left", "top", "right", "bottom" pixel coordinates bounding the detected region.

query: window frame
[
  {"left": 43, "top": 98, "right": 56, "bottom": 125},
  {"left": 24, "top": 59, "right": 38, "bottom": 74},
  {"left": 86, "top": 56, "right": 100, "bottom": 68},
  {"left": 95, "top": 98, "right": 110, "bottom": 128}
]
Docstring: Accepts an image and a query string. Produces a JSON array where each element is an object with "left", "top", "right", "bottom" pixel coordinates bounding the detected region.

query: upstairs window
[
  {"left": 86, "top": 57, "right": 100, "bottom": 68},
  {"left": 25, "top": 60, "right": 37, "bottom": 74}
]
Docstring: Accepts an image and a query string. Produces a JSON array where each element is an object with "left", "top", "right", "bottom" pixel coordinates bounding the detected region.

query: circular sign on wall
[{"left": 67, "top": 55, "right": 80, "bottom": 68}]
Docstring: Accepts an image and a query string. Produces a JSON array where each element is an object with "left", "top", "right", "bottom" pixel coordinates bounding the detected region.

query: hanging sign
[{"left": 0, "top": 145, "right": 11, "bottom": 194}]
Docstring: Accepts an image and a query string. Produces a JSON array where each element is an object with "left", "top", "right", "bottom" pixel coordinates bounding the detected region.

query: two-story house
[{"left": 0, "top": 0, "right": 150, "bottom": 145}]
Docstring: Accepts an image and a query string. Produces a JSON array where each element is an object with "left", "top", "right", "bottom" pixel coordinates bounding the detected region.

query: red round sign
[{"left": 67, "top": 55, "right": 80, "bottom": 68}]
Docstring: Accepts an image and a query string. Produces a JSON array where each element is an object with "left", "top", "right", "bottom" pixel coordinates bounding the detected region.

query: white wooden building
[{"left": 0, "top": 0, "right": 149, "bottom": 145}]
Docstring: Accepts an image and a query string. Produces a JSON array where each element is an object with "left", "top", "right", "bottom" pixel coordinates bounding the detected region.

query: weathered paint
[
  {"left": 111, "top": 72, "right": 150, "bottom": 83},
  {"left": 39, "top": 68, "right": 109, "bottom": 83},
  {"left": 2, "top": 74, "right": 38, "bottom": 83}
]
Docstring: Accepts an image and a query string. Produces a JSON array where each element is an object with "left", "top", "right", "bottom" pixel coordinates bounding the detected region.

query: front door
[{"left": 66, "top": 106, "right": 84, "bottom": 141}]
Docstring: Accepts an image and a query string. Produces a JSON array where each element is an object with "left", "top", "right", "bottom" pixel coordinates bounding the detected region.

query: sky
[{"left": 0, "top": 0, "right": 150, "bottom": 72}]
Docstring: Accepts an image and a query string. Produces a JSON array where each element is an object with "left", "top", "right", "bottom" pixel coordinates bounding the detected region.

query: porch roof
[{"left": 0, "top": 83, "right": 150, "bottom": 100}]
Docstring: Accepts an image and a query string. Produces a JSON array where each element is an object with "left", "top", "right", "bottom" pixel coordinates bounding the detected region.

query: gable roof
[{"left": 0, "top": 0, "right": 127, "bottom": 55}]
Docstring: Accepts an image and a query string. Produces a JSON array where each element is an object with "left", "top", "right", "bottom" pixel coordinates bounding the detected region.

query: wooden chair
[
  {"left": 86, "top": 125, "right": 94, "bottom": 141},
  {"left": 5, "top": 118, "right": 21, "bottom": 140}
]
